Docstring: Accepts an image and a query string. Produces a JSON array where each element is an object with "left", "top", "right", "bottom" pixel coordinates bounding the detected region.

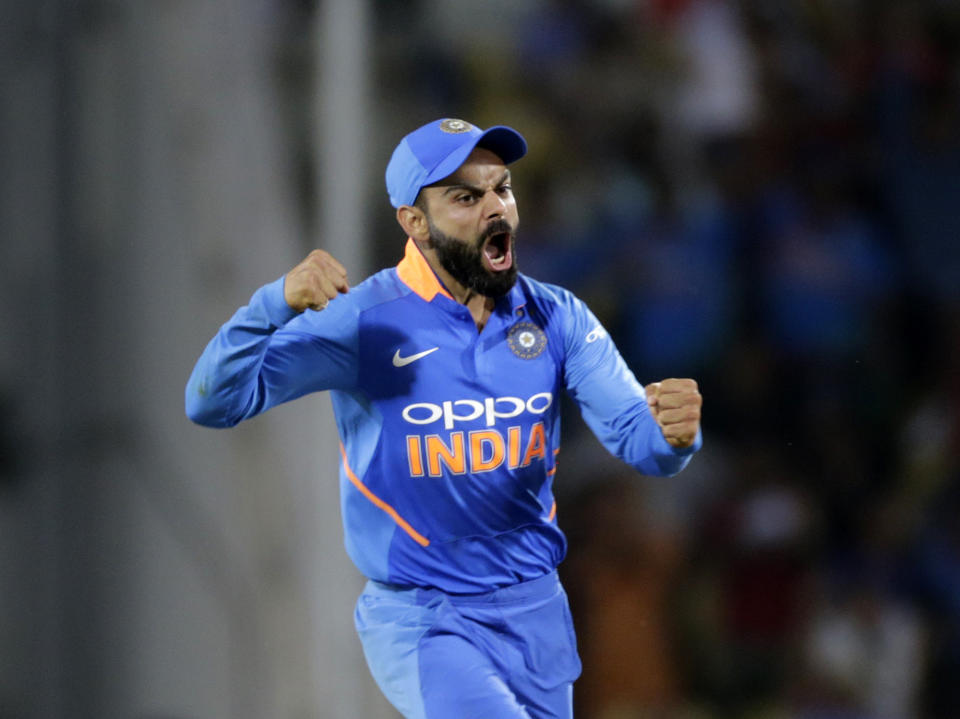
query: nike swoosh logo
[{"left": 392, "top": 346, "right": 439, "bottom": 367}]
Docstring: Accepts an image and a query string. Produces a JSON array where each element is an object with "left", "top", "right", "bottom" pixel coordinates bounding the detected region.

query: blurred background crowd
[
  {"left": 377, "top": 1, "right": 960, "bottom": 717},
  {"left": 394, "top": 2, "right": 959, "bottom": 717},
  {"left": 2, "top": 0, "right": 958, "bottom": 717}
]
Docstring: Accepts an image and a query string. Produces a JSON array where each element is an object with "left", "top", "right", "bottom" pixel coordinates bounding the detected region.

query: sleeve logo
[
  {"left": 585, "top": 325, "right": 607, "bottom": 343},
  {"left": 507, "top": 321, "right": 547, "bottom": 359}
]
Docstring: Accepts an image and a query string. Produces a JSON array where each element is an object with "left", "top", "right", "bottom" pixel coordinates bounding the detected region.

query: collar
[
  {"left": 396, "top": 237, "right": 528, "bottom": 316},
  {"left": 396, "top": 238, "right": 453, "bottom": 302}
]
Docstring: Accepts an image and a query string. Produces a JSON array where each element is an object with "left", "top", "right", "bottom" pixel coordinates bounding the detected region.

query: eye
[
  {"left": 455, "top": 193, "right": 477, "bottom": 205},
  {"left": 496, "top": 184, "right": 513, "bottom": 196}
]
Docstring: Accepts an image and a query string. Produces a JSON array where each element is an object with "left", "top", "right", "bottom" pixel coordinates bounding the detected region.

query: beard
[{"left": 425, "top": 217, "right": 519, "bottom": 298}]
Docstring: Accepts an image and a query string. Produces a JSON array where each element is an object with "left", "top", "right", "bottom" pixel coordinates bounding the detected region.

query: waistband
[{"left": 367, "top": 570, "right": 561, "bottom": 607}]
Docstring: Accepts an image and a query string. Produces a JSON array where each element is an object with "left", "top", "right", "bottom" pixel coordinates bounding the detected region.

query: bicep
[{"left": 562, "top": 301, "right": 648, "bottom": 438}]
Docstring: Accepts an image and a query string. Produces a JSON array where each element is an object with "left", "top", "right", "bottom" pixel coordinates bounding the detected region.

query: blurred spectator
[
  {"left": 754, "top": 162, "right": 897, "bottom": 361},
  {"left": 793, "top": 493, "right": 927, "bottom": 719},
  {"left": 874, "top": 1, "right": 960, "bottom": 309},
  {"left": 797, "top": 582, "right": 925, "bottom": 719},
  {"left": 563, "top": 475, "right": 689, "bottom": 718},
  {"left": 676, "top": 447, "right": 817, "bottom": 715}
]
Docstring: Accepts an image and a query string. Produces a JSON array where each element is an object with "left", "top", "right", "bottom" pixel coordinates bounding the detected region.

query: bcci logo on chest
[{"left": 507, "top": 322, "right": 547, "bottom": 359}]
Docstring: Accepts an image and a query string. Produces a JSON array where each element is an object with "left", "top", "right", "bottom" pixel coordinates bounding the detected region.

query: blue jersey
[{"left": 186, "top": 239, "right": 701, "bottom": 593}]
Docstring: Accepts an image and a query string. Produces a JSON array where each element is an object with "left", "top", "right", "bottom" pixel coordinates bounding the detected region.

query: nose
[{"left": 481, "top": 189, "right": 507, "bottom": 220}]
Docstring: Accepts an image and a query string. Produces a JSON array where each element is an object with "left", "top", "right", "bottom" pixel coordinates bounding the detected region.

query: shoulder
[
  {"left": 343, "top": 266, "right": 414, "bottom": 313},
  {"left": 323, "top": 266, "right": 416, "bottom": 315},
  {"left": 516, "top": 274, "right": 589, "bottom": 321},
  {"left": 283, "top": 266, "right": 413, "bottom": 334},
  {"left": 515, "top": 274, "right": 609, "bottom": 354}
]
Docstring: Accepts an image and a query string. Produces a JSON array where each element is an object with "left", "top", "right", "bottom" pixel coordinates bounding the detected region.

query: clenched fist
[
  {"left": 645, "top": 378, "right": 702, "bottom": 449},
  {"left": 284, "top": 249, "right": 349, "bottom": 312}
]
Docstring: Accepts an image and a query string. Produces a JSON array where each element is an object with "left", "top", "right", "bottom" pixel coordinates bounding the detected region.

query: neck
[
  {"left": 464, "top": 294, "right": 494, "bottom": 331},
  {"left": 421, "top": 244, "right": 494, "bottom": 330}
]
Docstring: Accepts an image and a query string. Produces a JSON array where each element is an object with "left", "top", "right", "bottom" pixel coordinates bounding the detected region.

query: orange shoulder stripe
[
  {"left": 396, "top": 238, "right": 453, "bottom": 302},
  {"left": 339, "top": 442, "right": 430, "bottom": 547}
]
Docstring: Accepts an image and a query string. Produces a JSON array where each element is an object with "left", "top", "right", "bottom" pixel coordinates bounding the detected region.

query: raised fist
[
  {"left": 645, "top": 378, "right": 702, "bottom": 449},
  {"left": 284, "top": 249, "right": 349, "bottom": 312}
]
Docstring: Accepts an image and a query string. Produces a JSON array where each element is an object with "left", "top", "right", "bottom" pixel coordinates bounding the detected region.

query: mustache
[{"left": 477, "top": 219, "right": 515, "bottom": 248}]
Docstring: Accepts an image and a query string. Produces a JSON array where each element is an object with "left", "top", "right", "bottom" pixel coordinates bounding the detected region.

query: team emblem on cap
[
  {"left": 507, "top": 322, "right": 547, "bottom": 359},
  {"left": 440, "top": 119, "right": 473, "bottom": 134}
]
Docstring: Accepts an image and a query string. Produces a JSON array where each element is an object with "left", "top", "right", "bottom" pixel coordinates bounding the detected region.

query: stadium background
[{"left": 2, "top": 0, "right": 959, "bottom": 717}]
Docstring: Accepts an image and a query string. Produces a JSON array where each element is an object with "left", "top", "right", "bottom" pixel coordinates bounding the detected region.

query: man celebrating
[{"left": 186, "top": 118, "right": 702, "bottom": 718}]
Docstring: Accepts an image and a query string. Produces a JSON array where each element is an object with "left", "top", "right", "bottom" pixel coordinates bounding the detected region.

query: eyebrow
[{"left": 439, "top": 171, "right": 512, "bottom": 196}]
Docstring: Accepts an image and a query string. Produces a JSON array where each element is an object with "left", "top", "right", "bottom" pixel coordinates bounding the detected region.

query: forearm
[
  {"left": 185, "top": 276, "right": 298, "bottom": 427},
  {"left": 584, "top": 396, "right": 702, "bottom": 477}
]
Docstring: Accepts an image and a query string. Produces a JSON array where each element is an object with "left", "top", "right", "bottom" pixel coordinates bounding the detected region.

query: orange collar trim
[{"left": 396, "top": 238, "right": 453, "bottom": 302}]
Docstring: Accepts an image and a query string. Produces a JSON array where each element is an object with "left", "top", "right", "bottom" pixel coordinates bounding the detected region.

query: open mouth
[{"left": 482, "top": 231, "right": 513, "bottom": 272}]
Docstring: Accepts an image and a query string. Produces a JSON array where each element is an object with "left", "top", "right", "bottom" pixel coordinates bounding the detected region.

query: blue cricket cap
[{"left": 385, "top": 118, "right": 528, "bottom": 208}]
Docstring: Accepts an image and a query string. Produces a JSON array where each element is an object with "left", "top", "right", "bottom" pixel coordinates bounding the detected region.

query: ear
[{"left": 396, "top": 204, "right": 429, "bottom": 241}]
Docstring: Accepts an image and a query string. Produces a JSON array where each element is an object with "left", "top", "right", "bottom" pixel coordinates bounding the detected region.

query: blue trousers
[{"left": 354, "top": 571, "right": 582, "bottom": 718}]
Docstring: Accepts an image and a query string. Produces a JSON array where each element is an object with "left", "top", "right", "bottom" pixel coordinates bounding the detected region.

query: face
[{"left": 417, "top": 147, "right": 520, "bottom": 298}]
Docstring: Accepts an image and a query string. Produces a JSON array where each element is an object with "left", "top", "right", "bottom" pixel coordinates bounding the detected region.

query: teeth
[{"left": 484, "top": 233, "right": 510, "bottom": 269}]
